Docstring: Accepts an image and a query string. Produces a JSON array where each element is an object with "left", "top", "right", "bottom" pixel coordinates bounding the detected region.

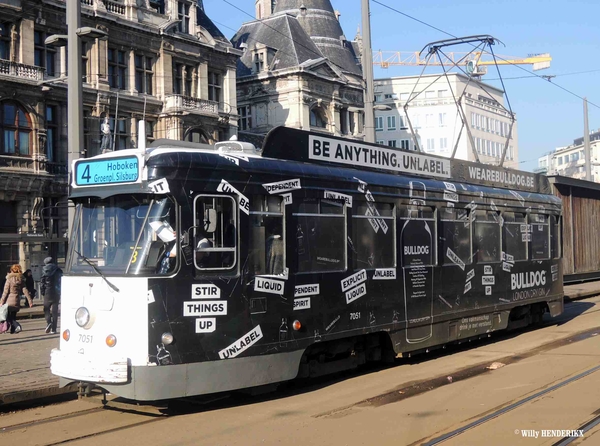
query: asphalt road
[{"left": 2, "top": 296, "right": 600, "bottom": 446}]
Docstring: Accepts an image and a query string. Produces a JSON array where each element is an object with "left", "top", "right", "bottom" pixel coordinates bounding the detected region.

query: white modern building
[
  {"left": 373, "top": 73, "right": 519, "bottom": 169},
  {"left": 536, "top": 131, "right": 600, "bottom": 182}
]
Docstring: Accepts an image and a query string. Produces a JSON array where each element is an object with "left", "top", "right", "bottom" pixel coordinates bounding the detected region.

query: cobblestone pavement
[{"left": 0, "top": 318, "right": 71, "bottom": 405}]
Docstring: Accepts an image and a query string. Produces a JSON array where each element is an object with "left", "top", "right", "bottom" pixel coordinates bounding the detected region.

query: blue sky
[{"left": 204, "top": 0, "right": 600, "bottom": 172}]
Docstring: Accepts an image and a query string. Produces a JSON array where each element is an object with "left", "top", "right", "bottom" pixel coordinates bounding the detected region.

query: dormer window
[
  {"left": 253, "top": 53, "right": 264, "bottom": 73},
  {"left": 178, "top": 2, "right": 190, "bottom": 33}
]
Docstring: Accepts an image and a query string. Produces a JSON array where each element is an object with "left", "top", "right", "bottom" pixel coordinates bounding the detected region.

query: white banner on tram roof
[{"left": 309, "top": 135, "right": 451, "bottom": 179}]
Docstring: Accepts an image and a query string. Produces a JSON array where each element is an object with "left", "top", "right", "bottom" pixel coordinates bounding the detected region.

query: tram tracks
[
  {"left": 420, "top": 364, "right": 600, "bottom": 445},
  {"left": 0, "top": 399, "right": 168, "bottom": 445}
]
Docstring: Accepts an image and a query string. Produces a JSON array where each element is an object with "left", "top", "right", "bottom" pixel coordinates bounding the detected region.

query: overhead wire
[{"left": 371, "top": 0, "right": 600, "bottom": 110}]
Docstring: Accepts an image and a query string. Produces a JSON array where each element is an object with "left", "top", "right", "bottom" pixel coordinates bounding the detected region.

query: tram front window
[{"left": 68, "top": 195, "right": 178, "bottom": 275}]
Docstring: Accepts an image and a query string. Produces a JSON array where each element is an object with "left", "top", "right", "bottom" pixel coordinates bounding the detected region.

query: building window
[
  {"left": 388, "top": 140, "right": 397, "bottom": 147},
  {"left": 149, "top": 0, "right": 165, "bottom": 14},
  {"left": 439, "top": 113, "right": 446, "bottom": 127},
  {"left": 0, "top": 102, "right": 32, "bottom": 156},
  {"left": 145, "top": 121, "right": 155, "bottom": 144},
  {"left": 376, "top": 140, "right": 384, "bottom": 145},
  {"left": 426, "top": 138, "right": 435, "bottom": 152},
  {"left": 178, "top": 2, "right": 191, "bottom": 33},
  {"left": 558, "top": 156, "right": 563, "bottom": 165},
  {"left": 253, "top": 52, "right": 265, "bottom": 73},
  {"left": 173, "top": 62, "right": 183, "bottom": 95},
  {"left": 81, "top": 42, "right": 89, "bottom": 83},
  {"left": 400, "top": 139, "right": 410, "bottom": 150},
  {"left": 108, "top": 48, "right": 127, "bottom": 90},
  {"left": 110, "top": 117, "right": 128, "bottom": 150},
  {"left": 34, "top": 31, "right": 56, "bottom": 76},
  {"left": 440, "top": 137, "right": 448, "bottom": 151},
  {"left": 238, "top": 106, "right": 252, "bottom": 130},
  {"left": 0, "top": 24, "right": 11, "bottom": 61},
  {"left": 310, "top": 108, "right": 327, "bottom": 128},
  {"left": 135, "top": 55, "right": 153, "bottom": 94},
  {"left": 426, "top": 114, "right": 434, "bottom": 127},
  {"left": 425, "top": 90, "right": 435, "bottom": 99},
  {"left": 207, "top": 71, "right": 221, "bottom": 103},
  {"left": 387, "top": 115, "right": 396, "bottom": 130},
  {"left": 46, "top": 105, "right": 58, "bottom": 161},
  {"left": 438, "top": 89, "right": 447, "bottom": 97},
  {"left": 375, "top": 116, "right": 383, "bottom": 131}
]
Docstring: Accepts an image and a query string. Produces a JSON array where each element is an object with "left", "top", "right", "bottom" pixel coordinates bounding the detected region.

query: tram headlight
[
  {"left": 161, "top": 332, "right": 174, "bottom": 345},
  {"left": 75, "top": 307, "right": 90, "bottom": 328}
]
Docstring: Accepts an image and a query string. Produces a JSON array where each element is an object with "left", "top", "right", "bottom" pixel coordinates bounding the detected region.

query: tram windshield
[{"left": 67, "top": 195, "right": 178, "bottom": 276}]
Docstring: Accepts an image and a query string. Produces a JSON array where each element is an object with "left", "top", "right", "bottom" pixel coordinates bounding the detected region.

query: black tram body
[{"left": 51, "top": 127, "right": 563, "bottom": 400}]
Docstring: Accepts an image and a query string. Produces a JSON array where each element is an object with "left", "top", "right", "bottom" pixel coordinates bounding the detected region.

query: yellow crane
[{"left": 373, "top": 51, "right": 552, "bottom": 76}]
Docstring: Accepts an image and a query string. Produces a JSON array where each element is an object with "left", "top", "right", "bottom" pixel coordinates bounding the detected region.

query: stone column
[{"left": 20, "top": 19, "right": 34, "bottom": 66}]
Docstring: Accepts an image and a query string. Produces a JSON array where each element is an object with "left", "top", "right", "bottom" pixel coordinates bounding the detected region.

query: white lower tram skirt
[{"left": 50, "top": 349, "right": 129, "bottom": 383}]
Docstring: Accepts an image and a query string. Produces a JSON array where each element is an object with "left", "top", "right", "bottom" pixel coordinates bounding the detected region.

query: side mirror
[{"left": 204, "top": 209, "right": 217, "bottom": 233}]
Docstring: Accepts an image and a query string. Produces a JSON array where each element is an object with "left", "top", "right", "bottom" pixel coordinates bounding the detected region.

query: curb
[
  {"left": 564, "top": 291, "right": 600, "bottom": 303},
  {"left": 0, "top": 383, "right": 78, "bottom": 406}
]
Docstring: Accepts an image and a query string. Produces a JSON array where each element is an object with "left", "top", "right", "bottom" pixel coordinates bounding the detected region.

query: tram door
[{"left": 400, "top": 204, "right": 435, "bottom": 344}]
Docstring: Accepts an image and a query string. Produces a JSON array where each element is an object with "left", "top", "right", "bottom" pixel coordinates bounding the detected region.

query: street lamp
[{"left": 44, "top": 0, "right": 108, "bottom": 234}]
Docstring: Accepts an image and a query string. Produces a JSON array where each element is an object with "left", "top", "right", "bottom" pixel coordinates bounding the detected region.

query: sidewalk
[{"left": 1, "top": 282, "right": 600, "bottom": 406}]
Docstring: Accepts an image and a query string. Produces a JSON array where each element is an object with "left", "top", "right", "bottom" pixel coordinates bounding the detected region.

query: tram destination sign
[{"left": 74, "top": 156, "right": 140, "bottom": 187}]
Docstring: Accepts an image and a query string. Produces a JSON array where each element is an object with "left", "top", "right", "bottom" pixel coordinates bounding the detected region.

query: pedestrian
[
  {"left": 41, "top": 257, "right": 62, "bottom": 334},
  {"left": 24, "top": 269, "right": 36, "bottom": 301},
  {"left": 0, "top": 264, "right": 34, "bottom": 334}
]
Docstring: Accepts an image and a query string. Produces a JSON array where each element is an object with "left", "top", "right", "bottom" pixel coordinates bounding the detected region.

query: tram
[{"left": 50, "top": 127, "right": 563, "bottom": 401}]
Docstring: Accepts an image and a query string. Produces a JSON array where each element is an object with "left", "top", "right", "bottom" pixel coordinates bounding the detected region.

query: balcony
[
  {"left": 78, "top": 0, "right": 167, "bottom": 26},
  {"left": 0, "top": 155, "right": 67, "bottom": 177},
  {"left": 163, "top": 95, "right": 219, "bottom": 117},
  {"left": 0, "top": 60, "right": 44, "bottom": 82}
]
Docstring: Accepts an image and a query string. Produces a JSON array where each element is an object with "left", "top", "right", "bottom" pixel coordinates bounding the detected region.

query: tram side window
[
  {"left": 193, "top": 195, "right": 236, "bottom": 270},
  {"left": 248, "top": 195, "right": 285, "bottom": 276},
  {"left": 294, "top": 199, "right": 346, "bottom": 273},
  {"left": 352, "top": 202, "right": 395, "bottom": 269},
  {"left": 503, "top": 212, "right": 527, "bottom": 262},
  {"left": 530, "top": 213, "right": 550, "bottom": 260},
  {"left": 473, "top": 210, "right": 501, "bottom": 263},
  {"left": 550, "top": 215, "right": 561, "bottom": 259},
  {"left": 399, "top": 206, "right": 436, "bottom": 267},
  {"left": 440, "top": 207, "right": 470, "bottom": 267}
]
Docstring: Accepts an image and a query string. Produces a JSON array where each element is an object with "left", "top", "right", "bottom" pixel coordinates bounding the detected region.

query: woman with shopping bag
[{"left": 0, "top": 264, "right": 33, "bottom": 334}]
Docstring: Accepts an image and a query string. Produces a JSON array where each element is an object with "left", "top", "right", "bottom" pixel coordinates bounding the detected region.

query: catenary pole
[
  {"left": 584, "top": 98, "right": 591, "bottom": 181},
  {"left": 361, "top": 0, "right": 375, "bottom": 143},
  {"left": 67, "top": 0, "right": 83, "bottom": 233}
]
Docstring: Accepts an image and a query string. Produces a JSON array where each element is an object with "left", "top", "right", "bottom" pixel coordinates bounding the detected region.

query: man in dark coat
[{"left": 41, "top": 257, "right": 62, "bottom": 334}]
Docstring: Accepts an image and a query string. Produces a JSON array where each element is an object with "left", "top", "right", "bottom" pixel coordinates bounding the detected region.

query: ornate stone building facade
[
  {"left": 0, "top": 0, "right": 239, "bottom": 278},
  {"left": 234, "top": 0, "right": 365, "bottom": 141}
]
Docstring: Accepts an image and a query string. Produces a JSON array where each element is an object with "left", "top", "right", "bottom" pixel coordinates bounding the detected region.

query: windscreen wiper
[{"left": 74, "top": 250, "right": 120, "bottom": 293}]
